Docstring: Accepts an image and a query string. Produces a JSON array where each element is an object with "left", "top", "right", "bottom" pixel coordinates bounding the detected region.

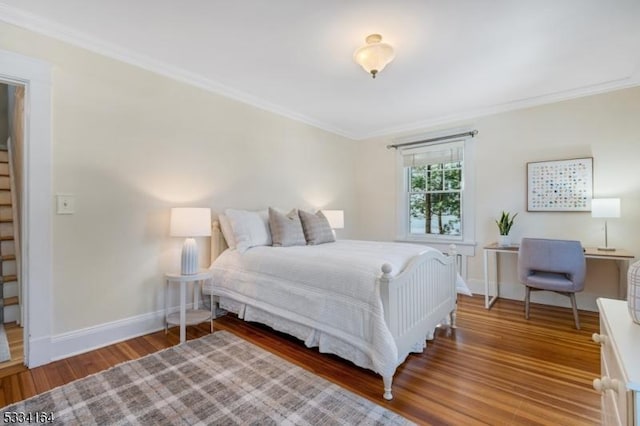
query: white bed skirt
[{"left": 218, "top": 296, "right": 439, "bottom": 373}]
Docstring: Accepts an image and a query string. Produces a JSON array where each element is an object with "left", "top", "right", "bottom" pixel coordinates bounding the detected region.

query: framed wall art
[{"left": 527, "top": 157, "right": 593, "bottom": 212}]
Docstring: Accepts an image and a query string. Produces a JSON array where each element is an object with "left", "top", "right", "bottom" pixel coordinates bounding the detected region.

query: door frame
[{"left": 0, "top": 48, "right": 52, "bottom": 367}]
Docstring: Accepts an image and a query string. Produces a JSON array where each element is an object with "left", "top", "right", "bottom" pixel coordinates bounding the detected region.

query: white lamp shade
[
  {"left": 170, "top": 208, "right": 212, "bottom": 237},
  {"left": 591, "top": 198, "right": 620, "bottom": 218},
  {"left": 322, "top": 210, "right": 344, "bottom": 229}
]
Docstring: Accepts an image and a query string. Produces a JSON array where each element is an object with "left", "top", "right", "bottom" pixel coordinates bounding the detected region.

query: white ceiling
[{"left": 1, "top": 0, "right": 639, "bottom": 139}]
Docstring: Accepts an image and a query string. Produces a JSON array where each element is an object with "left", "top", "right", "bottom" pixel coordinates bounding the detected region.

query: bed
[{"left": 204, "top": 211, "right": 462, "bottom": 400}]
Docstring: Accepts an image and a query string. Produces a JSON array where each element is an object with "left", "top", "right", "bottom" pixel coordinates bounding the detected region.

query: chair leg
[
  {"left": 525, "top": 286, "right": 531, "bottom": 319},
  {"left": 569, "top": 293, "right": 580, "bottom": 330}
]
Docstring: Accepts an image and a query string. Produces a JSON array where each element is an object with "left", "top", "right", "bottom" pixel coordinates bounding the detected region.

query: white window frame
[{"left": 395, "top": 130, "right": 476, "bottom": 256}]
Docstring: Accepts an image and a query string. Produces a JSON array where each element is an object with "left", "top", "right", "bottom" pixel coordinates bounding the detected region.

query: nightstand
[{"left": 165, "top": 269, "right": 213, "bottom": 343}]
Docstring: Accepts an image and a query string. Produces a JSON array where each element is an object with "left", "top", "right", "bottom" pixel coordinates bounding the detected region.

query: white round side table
[{"left": 165, "top": 269, "right": 213, "bottom": 343}]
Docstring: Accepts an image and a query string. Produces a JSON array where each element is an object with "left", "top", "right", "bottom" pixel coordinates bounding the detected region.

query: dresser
[{"left": 593, "top": 298, "right": 640, "bottom": 425}]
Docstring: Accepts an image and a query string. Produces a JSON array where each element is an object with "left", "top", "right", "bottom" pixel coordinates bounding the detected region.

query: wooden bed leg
[
  {"left": 383, "top": 376, "right": 393, "bottom": 400},
  {"left": 450, "top": 305, "right": 458, "bottom": 329}
]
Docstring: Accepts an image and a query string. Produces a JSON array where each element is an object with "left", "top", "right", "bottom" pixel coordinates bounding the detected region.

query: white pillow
[
  {"left": 217, "top": 214, "right": 237, "bottom": 250},
  {"left": 224, "top": 209, "right": 272, "bottom": 252}
]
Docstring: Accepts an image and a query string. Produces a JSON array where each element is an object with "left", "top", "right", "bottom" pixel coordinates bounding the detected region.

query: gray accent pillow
[
  {"left": 268, "top": 208, "right": 307, "bottom": 247},
  {"left": 298, "top": 210, "right": 335, "bottom": 245}
]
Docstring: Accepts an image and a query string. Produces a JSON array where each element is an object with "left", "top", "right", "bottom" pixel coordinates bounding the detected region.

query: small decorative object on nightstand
[{"left": 165, "top": 269, "right": 213, "bottom": 343}]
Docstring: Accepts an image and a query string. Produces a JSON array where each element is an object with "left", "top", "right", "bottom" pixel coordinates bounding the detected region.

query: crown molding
[
  {"left": 0, "top": 4, "right": 356, "bottom": 140},
  {"left": 358, "top": 75, "right": 640, "bottom": 140},
  {"left": 1, "top": 4, "right": 638, "bottom": 142}
]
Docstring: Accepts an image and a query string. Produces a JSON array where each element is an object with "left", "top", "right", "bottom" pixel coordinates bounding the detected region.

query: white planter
[
  {"left": 498, "top": 235, "right": 511, "bottom": 247},
  {"left": 628, "top": 260, "right": 640, "bottom": 325}
]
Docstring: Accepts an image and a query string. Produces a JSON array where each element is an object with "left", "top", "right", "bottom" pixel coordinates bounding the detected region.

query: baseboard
[
  {"left": 48, "top": 303, "right": 201, "bottom": 362},
  {"left": 466, "top": 278, "right": 600, "bottom": 312},
  {"left": 28, "top": 335, "right": 52, "bottom": 367}
]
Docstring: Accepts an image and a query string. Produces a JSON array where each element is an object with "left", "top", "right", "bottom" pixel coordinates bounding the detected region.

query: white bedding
[{"left": 205, "top": 240, "right": 469, "bottom": 378}]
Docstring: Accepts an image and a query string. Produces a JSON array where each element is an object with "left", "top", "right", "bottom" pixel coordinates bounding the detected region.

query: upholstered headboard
[{"left": 210, "top": 220, "right": 228, "bottom": 263}]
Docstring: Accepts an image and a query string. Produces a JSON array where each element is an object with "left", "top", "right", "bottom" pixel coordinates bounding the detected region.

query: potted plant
[{"left": 496, "top": 211, "right": 517, "bottom": 247}]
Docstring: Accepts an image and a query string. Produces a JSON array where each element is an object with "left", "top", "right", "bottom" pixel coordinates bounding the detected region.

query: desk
[{"left": 483, "top": 242, "right": 634, "bottom": 309}]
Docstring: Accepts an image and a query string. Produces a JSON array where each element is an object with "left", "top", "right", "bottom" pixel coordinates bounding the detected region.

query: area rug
[
  {"left": 0, "top": 324, "right": 10, "bottom": 363},
  {"left": 0, "top": 331, "right": 412, "bottom": 425}
]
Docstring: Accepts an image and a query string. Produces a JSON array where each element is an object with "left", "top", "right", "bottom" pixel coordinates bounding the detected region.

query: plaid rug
[{"left": 1, "top": 331, "right": 412, "bottom": 425}]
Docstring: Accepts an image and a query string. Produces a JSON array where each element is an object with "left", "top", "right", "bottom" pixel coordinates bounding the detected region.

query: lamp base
[
  {"left": 181, "top": 238, "right": 199, "bottom": 275},
  {"left": 597, "top": 246, "right": 616, "bottom": 252}
]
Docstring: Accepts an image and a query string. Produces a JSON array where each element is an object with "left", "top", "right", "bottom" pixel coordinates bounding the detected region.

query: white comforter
[{"left": 207, "top": 240, "right": 460, "bottom": 378}]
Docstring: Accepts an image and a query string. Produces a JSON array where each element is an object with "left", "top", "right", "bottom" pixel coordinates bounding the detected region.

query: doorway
[
  {"left": 0, "top": 48, "right": 53, "bottom": 369},
  {"left": 0, "top": 82, "right": 25, "bottom": 374}
]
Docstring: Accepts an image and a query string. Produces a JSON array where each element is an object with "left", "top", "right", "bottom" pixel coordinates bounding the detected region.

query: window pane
[
  {"left": 444, "top": 168, "right": 461, "bottom": 190},
  {"left": 410, "top": 192, "right": 461, "bottom": 236},
  {"left": 443, "top": 161, "right": 462, "bottom": 170},
  {"left": 410, "top": 166, "right": 426, "bottom": 191},
  {"left": 427, "top": 167, "right": 443, "bottom": 191},
  {"left": 409, "top": 193, "right": 427, "bottom": 234}
]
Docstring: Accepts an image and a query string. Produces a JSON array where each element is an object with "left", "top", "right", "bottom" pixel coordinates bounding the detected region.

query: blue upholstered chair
[{"left": 517, "top": 238, "right": 586, "bottom": 329}]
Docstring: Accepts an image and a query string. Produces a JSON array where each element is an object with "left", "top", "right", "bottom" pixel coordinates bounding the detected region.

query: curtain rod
[{"left": 386, "top": 130, "right": 478, "bottom": 150}]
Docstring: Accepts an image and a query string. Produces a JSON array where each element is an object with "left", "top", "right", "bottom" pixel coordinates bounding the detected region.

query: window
[
  {"left": 397, "top": 134, "right": 475, "bottom": 247},
  {"left": 407, "top": 142, "right": 463, "bottom": 237}
]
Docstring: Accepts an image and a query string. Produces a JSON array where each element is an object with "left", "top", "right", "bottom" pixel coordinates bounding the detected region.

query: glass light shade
[
  {"left": 170, "top": 207, "right": 212, "bottom": 237},
  {"left": 353, "top": 34, "right": 395, "bottom": 78},
  {"left": 591, "top": 198, "right": 620, "bottom": 218},
  {"left": 322, "top": 210, "right": 344, "bottom": 229}
]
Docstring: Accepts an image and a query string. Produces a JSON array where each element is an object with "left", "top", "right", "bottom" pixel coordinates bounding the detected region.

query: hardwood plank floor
[
  {"left": 0, "top": 322, "right": 26, "bottom": 380},
  {"left": 0, "top": 296, "right": 601, "bottom": 425}
]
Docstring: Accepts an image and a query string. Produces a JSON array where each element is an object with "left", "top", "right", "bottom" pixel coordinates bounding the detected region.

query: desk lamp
[{"left": 591, "top": 198, "right": 620, "bottom": 251}]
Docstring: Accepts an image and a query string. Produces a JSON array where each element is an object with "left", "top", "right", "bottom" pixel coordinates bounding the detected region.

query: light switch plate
[{"left": 56, "top": 194, "right": 75, "bottom": 214}]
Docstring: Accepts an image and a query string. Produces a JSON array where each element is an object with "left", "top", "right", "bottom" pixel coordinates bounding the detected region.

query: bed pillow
[
  {"left": 268, "top": 207, "right": 306, "bottom": 247},
  {"left": 224, "top": 209, "right": 272, "bottom": 252},
  {"left": 298, "top": 209, "right": 335, "bottom": 245},
  {"left": 217, "top": 213, "right": 237, "bottom": 250}
]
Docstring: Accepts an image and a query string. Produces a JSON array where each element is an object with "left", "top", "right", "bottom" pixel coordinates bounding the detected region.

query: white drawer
[
  {"left": 600, "top": 351, "right": 627, "bottom": 426},
  {"left": 597, "top": 312, "right": 633, "bottom": 425}
]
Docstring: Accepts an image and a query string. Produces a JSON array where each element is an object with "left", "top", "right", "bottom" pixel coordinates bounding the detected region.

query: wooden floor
[
  {"left": 0, "top": 323, "right": 25, "bottom": 378},
  {"left": 0, "top": 296, "right": 601, "bottom": 425}
]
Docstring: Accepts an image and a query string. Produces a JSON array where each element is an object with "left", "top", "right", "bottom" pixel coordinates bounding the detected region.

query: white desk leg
[
  {"left": 484, "top": 249, "right": 500, "bottom": 310},
  {"left": 180, "top": 280, "right": 186, "bottom": 343},
  {"left": 484, "top": 249, "right": 490, "bottom": 308}
]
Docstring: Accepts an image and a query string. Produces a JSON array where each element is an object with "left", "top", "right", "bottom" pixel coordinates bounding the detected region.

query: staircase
[{"left": 0, "top": 149, "right": 19, "bottom": 324}]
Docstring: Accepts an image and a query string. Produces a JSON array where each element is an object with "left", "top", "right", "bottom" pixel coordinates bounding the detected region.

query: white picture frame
[{"left": 527, "top": 157, "right": 593, "bottom": 212}]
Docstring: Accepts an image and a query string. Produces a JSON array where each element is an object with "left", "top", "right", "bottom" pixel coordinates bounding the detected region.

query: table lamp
[
  {"left": 591, "top": 198, "right": 620, "bottom": 251},
  {"left": 322, "top": 210, "right": 344, "bottom": 238},
  {"left": 170, "top": 207, "right": 211, "bottom": 274}
]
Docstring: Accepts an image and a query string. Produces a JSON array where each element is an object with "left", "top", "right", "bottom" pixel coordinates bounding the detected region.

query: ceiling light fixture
[{"left": 353, "top": 34, "right": 395, "bottom": 79}]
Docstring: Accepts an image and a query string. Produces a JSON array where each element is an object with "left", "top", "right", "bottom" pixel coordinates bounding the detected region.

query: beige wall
[
  {"left": 355, "top": 87, "right": 640, "bottom": 310},
  {"left": 0, "top": 22, "right": 358, "bottom": 335}
]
